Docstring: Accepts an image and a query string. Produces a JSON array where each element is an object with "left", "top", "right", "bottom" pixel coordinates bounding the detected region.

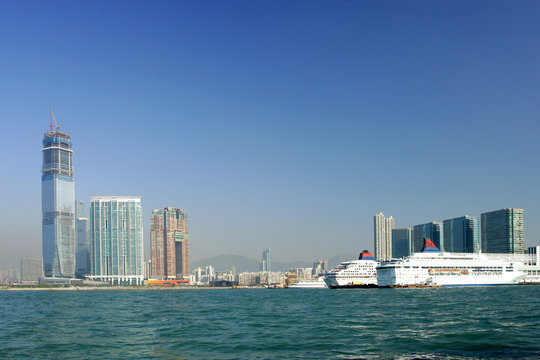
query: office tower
[
  {"left": 392, "top": 228, "right": 413, "bottom": 258},
  {"left": 89, "top": 196, "right": 144, "bottom": 285},
  {"left": 312, "top": 260, "right": 328, "bottom": 276},
  {"left": 260, "top": 248, "right": 271, "bottom": 272},
  {"left": 481, "top": 208, "right": 524, "bottom": 254},
  {"left": 150, "top": 207, "right": 189, "bottom": 280},
  {"left": 41, "top": 123, "right": 75, "bottom": 278},
  {"left": 443, "top": 216, "right": 479, "bottom": 253},
  {"left": 413, "top": 221, "right": 444, "bottom": 252},
  {"left": 374, "top": 212, "right": 394, "bottom": 261},
  {"left": 75, "top": 200, "right": 90, "bottom": 277},
  {"left": 20, "top": 258, "right": 43, "bottom": 284}
]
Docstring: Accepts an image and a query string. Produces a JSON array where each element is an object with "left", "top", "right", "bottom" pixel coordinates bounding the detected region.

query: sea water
[{"left": 1, "top": 286, "right": 539, "bottom": 359}]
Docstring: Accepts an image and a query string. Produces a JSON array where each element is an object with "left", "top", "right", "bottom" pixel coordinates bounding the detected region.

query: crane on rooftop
[{"left": 49, "top": 105, "right": 60, "bottom": 132}]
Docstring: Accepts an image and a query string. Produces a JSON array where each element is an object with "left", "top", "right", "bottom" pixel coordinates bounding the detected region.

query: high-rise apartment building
[
  {"left": 392, "top": 228, "right": 413, "bottom": 258},
  {"left": 20, "top": 258, "right": 43, "bottom": 284},
  {"left": 41, "top": 125, "right": 75, "bottom": 278},
  {"left": 75, "top": 200, "right": 90, "bottom": 277},
  {"left": 89, "top": 196, "right": 144, "bottom": 285},
  {"left": 443, "top": 216, "right": 479, "bottom": 253},
  {"left": 413, "top": 221, "right": 444, "bottom": 252},
  {"left": 374, "top": 212, "right": 394, "bottom": 261},
  {"left": 260, "top": 248, "right": 271, "bottom": 272},
  {"left": 150, "top": 207, "right": 189, "bottom": 280},
  {"left": 481, "top": 208, "right": 524, "bottom": 254}
]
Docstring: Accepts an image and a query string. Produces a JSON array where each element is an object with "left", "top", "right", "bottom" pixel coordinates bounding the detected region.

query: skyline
[{"left": 1, "top": 1, "right": 540, "bottom": 267}]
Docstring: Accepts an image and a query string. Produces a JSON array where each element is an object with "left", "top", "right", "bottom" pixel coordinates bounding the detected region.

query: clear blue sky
[{"left": 1, "top": 1, "right": 539, "bottom": 267}]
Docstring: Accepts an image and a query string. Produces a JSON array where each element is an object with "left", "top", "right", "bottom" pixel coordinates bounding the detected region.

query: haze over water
[{"left": 1, "top": 286, "right": 539, "bottom": 359}]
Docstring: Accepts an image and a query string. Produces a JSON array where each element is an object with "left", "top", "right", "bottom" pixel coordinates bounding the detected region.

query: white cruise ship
[
  {"left": 376, "top": 239, "right": 527, "bottom": 287},
  {"left": 323, "top": 251, "right": 379, "bottom": 288}
]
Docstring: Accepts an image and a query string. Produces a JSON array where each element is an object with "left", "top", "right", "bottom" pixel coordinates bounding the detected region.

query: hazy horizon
[{"left": 1, "top": 1, "right": 540, "bottom": 268}]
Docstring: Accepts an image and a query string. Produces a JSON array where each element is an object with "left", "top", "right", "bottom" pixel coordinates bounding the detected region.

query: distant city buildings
[
  {"left": 75, "top": 200, "right": 90, "bottom": 278},
  {"left": 0, "top": 268, "right": 19, "bottom": 285},
  {"left": 392, "top": 228, "right": 413, "bottom": 258},
  {"left": 89, "top": 196, "right": 144, "bottom": 285},
  {"left": 41, "top": 126, "right": 76, "bottom": 278},
  {"left": 260, "top": 248, "right": 271, "bottom": 272},
  {"left": 20, "top": 258, "right": 43, "bottom": 284},
  {"left": 374, "top": 212, "right": 394, "bottom": 261},
  {"left": 312, "top": 260, "right": 328, "bottom": 276},
  {"left": 481, "top": 208, "right": 524, "bottom": 254},
  {"left": 150, "top": 207, "right": 189, "bottom": 280},
  {"left": 413, "top": 221, "right": 444, "bottom": 252},
  {"left": 443, "top": 216, "right": 479, "bottom": 253}
]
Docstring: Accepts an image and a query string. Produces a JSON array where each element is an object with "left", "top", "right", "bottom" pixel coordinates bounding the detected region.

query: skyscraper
[
  {"left": 481, "top": 208, "right": 524, "bottom": 254},
  {"left": 89, "top": 196, "right": 144, "bottom": 285},
  {"left": 443, "top": 216, "right": 479, "bottom": 253},
  {"left": 413, "top": 221, "right": 444, "bottom": 252},
  {"left": 41, "top": 124, "right": 75, "bottom": 278},
  {"left": 75, "top": 200, "right": 90, "bottom": 277},
  {"left": 150, "top": 207, "right": 189, "bottom": 280},
  {"left": 260, "top": 248, "right": 271, "bottom": 272},
  {"left": 392, "top": 228, "right": 413, "bottom": 258},
  {"left": 374, "top": 212, "right": 394, "bottom": 261}
]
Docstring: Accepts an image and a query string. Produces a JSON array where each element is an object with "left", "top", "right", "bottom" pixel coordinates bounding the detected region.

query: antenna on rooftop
[{"left": 49, "top": 105, "right": 60, "bottom": 131}]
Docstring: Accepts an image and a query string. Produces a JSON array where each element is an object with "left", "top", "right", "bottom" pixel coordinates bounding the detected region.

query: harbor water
[{"left": 1, "top": 286, "right": 539, "bottom": 359}]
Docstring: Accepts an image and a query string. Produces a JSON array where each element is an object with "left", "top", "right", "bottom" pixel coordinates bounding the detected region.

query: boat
[
  {"left": 322, "top": 251, "right": 379, "bottom": 288},
  {"left": 287, "top": 277, "right": 328, "bottom": 289},
  {"left": 376, "top": 238, "right": 527, "bottom": 287}
]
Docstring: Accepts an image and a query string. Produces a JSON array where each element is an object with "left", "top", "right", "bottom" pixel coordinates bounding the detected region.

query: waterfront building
[
  {"left": 89, "top": 196, "right": 144, "bottom": 285},
  {"left": 443, "top": 216, "right": 479, "bottom": 253},
  {"left": 374, "top": 212, "right": 394, "bottom": 261},
  {"left": 312, "top": 260, "right": 328, "bottom": 276},
  {"left": 481, "top": 208, "right": 524, "bottom": 254},
  {"left": 20, "top": 258, "right": 43, "bottom": 284},
  {"left": 150, "top": 207, "right": 189, "bottom": 280},
  {"left": 0, "top": 268, "right": 19, "bottom": 285},
  {"left": 41, "top": 124, "right": 75, "bottom": 278},
  {"left": 413, "top": 221, "right": 444, "bottom": 253},
  {"left": 75, "top": 200, "right": 90, "bottom": 277},
  {"left": 260, "top": 248, "right": 271, "bottom": 272},
  {"left": 392, "top": 228, "right": 413, "bottom": 258}
]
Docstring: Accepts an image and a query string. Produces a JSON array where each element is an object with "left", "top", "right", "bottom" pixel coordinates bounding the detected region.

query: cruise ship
[
  {"left": 376, "top": 239, "right": 527, "bottom": 287},
  {"left": 323, "top": 251, "right": 379, "bottom": 288},
  {"left": 287, "top": 277, "right": 328, "bottom": 289}
]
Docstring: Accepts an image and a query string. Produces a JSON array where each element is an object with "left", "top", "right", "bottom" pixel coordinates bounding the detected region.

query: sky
[{"left": 1, "top": 1, "right": 539, "bottom": 268}]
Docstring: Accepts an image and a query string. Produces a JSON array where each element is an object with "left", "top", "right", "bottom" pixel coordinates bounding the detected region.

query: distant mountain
[{"left": 191, "top": 253, "right": 358, "bottom": 273}]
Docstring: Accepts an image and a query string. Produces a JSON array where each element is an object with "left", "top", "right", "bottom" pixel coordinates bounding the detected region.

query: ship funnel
[{"left": 421, "top": 238, "right": 440, "bottom": 253}]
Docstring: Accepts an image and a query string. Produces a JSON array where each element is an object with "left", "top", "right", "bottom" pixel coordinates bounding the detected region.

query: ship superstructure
[
  {"left": 323, "top": 251, "right": 379, "bottom": 288},
  {"left": 376, "top": 239, "right": 527, "bottom": 287}
]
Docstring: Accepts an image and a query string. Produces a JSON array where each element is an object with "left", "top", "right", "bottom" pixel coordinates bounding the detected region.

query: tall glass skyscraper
[
  {"left": 392, "top": 228, "right": 413, "bottom": 258},
  {"left": 443, "top": 216, "right": 479, "bottom": 253},
  {"left": 413, "top": 221, "right": 444, "bottom": 252},
  {"left": 481, "top": 208, "right": 524, "bottom": 254},
  {"left": 41, "top": 128, "right": 75, "bottom": 278},
  {"left": 89, "top": 196, "right": 144, "bottom": 285}
]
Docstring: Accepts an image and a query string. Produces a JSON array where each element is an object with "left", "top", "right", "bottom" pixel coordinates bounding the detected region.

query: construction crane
[{"left": 49, "top": 105, "right": 60, "bottom": 131}]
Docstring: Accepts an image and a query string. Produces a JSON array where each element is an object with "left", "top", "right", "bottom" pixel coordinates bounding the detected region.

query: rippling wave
[{"left": 1, "top": 286, "right": 539, "bottom": 359}]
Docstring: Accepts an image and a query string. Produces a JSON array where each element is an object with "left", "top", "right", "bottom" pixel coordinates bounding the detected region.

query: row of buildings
[
  {"left": 374, "top": 208, "right": 526, "bottom": 261},
  {"left": 41, "top": 125, "right": 189, "bottom": 285}
]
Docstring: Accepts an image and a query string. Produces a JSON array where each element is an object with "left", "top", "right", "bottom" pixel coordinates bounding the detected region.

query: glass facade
[
  {"left": 90, "top": 197, "right": 144, "bottom": 284},
  {"left": 75, "top": 200, "right": 90, "bottom": 277},
  {"left": 413, "top": 221, "right": 444, "bottom": 253},
  {"left": 41, "top": 130, "right": 75, "bottom": 278},
  {"left": 374, "top": 212, "right": 394, "bottom": 261},
  {"left": 443, "top": 216, "right": 479, "bottom": 253},
  {"left": 392, "top": 228, "right": 413, "bottom": 258},
  {"left": 481, "top": 208, "right": 524, "bottom": 254}
]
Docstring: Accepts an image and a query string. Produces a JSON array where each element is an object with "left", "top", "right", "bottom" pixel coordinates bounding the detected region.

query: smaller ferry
[
  {"left": 323, "top": 251, "right": 379, "bottom": 288},
  {"left": 287, "top": 277, "right": 328, "bottom": 289}
]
